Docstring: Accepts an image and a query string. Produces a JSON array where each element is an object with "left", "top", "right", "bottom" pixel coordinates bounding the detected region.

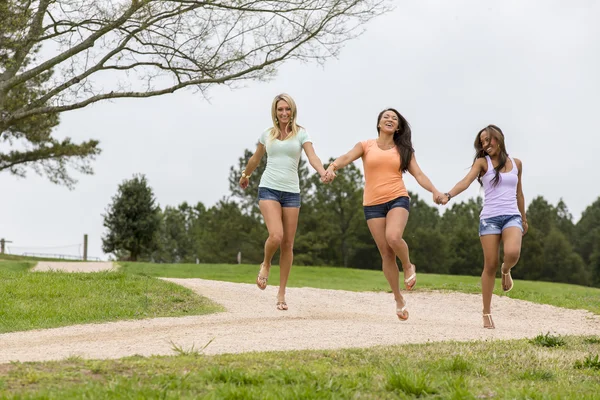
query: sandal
[
  {"left": 404, "top": 264, "right": 417, "bottom": 291},
  {"left": 396, "top": 300, "right": 409, "bottom": 321},
  {"left": 256, "top": 263, "right": 269, "bottom": 290},
  {"left": 501, "top": 263, "right": 513, "bottom": 292},
  {"left": 483, "top": 313, "right": 495, "bottom": 329},
  {"left": 276, "top": 301, "right": 288, "bottom": 311}
]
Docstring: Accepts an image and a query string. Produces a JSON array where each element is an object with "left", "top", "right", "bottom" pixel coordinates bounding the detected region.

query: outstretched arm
[
  {"left": 239, "top": 143, "right": 266, "bottom": 189},
  {"left": 442, "top": 158, "right": 486, "bottom": 204},
  {"left": 302, "top": 142, "right": 327, "bottom": 179},
  {"left": 407, "top": 154, "right": 444, "bottom": 203},
  {"left": 515, "top": 158, "right": 528, "bottom": 234},
  {"left": 324, "top": 142, "right": 364, "bottom": 180}
]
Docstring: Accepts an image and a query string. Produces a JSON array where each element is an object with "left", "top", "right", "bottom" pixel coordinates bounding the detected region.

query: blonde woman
[{"left": 239, "top": 94, "right": 329, "bottom": 310}]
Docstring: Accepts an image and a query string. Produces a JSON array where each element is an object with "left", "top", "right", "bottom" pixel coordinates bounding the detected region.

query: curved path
[{"left": 1, "top": 277, "right": 598, "bottom": 364}]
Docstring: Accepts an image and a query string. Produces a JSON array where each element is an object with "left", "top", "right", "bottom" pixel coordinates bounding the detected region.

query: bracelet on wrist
[
  {"left": 329, "top": 162, "right": 338, "bottom": 171},
  {"left": 242, "top": 169, "right": 251, "bottom": 178},
  {"left": 445, "top": 192, "right": 453, "bottom": 201}
]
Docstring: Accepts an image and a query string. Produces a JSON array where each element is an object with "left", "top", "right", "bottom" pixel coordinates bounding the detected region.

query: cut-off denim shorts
[
  {"left": 479, "top": 214, "right": 523, "bottom": 236},
  {"left": 258, "top": 187, "right": 301, "bottom": 208},
  {"left": 363, "top": 196, "right": 410, "bottom": 220}
]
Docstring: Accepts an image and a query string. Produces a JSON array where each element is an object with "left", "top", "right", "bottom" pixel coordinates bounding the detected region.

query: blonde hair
[{"left": 268, "top": 93, "right": 303, "bottom": 140}]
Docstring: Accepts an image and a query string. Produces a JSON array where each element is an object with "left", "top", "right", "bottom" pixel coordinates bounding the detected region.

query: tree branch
[
  {"left": 0, "top": 0, "right": 143, "bottom": 93},
  {"left": 1, "top": 0, "right": 388, "bottom": 129},
  {"left": 1, "top": 0, "right": 51, "bottom": 82}
]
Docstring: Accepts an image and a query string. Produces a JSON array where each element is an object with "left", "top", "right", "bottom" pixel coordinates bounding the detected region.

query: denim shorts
[
  {"left": 258, "top": 187, "right": 301, "bottom": 208},
  {"left": 479, "top": 214, "right": 523, "bottom": 236},
  {"left": 363, "top": 196, "right": 410, "bottom": 220}
]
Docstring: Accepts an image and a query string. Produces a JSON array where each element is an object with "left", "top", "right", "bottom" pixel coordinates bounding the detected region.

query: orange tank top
[{"left": 361, "top": 139, "right": 409, "bottom": 206}]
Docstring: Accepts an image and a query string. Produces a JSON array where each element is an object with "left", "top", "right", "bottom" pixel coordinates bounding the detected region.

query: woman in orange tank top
[{"left": 325, "top": 108, "right": 443, "bottom": 321}]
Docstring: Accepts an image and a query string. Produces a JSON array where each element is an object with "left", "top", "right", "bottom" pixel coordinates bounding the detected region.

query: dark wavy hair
[
  {"left": 473, "top": 124, "right": 508, "bottom": 187},
  {"left": 376, "top": 108, "right": 414, "bottom": 173}
]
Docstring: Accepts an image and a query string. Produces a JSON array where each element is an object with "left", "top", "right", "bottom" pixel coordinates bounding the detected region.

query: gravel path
[
  {"left": 30, "top": 261, "right": 116, "bottom": 272},
  {"left": 1, "top": 275, "right": 598, "bottom": 364}
]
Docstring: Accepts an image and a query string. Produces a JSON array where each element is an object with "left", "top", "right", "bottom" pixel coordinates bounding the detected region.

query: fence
[{"left": 21, "top": 252, "right": 102, "bottom": 262}]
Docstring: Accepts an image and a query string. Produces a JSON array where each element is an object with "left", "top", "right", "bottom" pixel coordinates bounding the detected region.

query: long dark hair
[
  {"left": 376, "top": 108, "right": 414, "bottom": 173},
  {"left": 473, "top": 124, "right": 508, "bottom": 187}
]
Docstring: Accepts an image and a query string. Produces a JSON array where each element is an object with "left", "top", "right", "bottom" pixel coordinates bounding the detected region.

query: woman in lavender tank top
[{"left": 439, "top": 125, "right": 528, "bottom": 329}]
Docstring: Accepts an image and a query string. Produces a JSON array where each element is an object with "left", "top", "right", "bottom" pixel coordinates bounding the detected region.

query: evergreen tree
[{"left": 102, "top": 174, "right": 161, "bottom": 261}]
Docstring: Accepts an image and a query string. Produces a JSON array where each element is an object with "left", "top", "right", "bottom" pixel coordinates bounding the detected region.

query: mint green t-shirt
[{"left": 258, "top": 128, "right": 312, "bottom": 194}]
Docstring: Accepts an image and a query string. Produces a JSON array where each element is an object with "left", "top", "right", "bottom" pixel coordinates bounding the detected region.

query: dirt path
[
  {"left": 1, "top": 278, "right": 598, "bottom": 364},
  {"left": 30, "top": 262, "right": 116, "bottom": 272}
]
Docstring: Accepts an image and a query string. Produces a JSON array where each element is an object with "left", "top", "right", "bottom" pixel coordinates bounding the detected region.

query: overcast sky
[{"left": 1, "top": 0, "right": 598, "bottom": 260}]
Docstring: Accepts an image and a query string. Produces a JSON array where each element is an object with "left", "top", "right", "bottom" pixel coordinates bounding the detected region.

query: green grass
[
  {"left": 0, "top": 254, "right": 80, "bottom": 262},
  {"left": 0, "top": 259, "right": 33, "bottom": 272},
  {"left": 575, "top": 354, "right": 600, "bottom": 371},
  {"left": 1, "top": 336, "right": 599, "bottom": 399},
  {"left": 0, "top": 263, "right": 223, "bottom": 334},
  {"left": 530, "top": 332, "right": 567, "bottom": 348},
  {"left": 584, "top": 336, "right": 600, "bottom": 344},
  {"left": 1, "top": 258, "right": 599, "bottom": 397},
  {"left": 121, "top": 262, "right": 600, "bottom": 315}
]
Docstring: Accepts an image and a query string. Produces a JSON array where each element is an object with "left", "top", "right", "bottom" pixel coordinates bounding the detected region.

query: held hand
[
  {"left": 323, "top": 169, "right": 336, "bottom": 183},
  {"left": 433, "top": 190, "right": 445, "bottom": 205},
  {"left": 522, "top": 220, "right": 529, "bottom": 235},
  {"left": 239, "top": 176, "right": 249, "bottom": 189},
  {"left": 319, "top": 171, "right": 327, "bottom": 184}
]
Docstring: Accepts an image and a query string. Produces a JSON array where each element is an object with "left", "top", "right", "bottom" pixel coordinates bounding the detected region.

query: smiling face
[
  {"left": 377, "top": 109, "right": 400, "bottom": 136},
  {"left": 479, "top": 131, "right": 498, "bottom": 156},
  {"left": 270, "top": 94, "right": 298, "bottom": 133},
  {"left": 276, "top": 100, "right": 291, "bottom": 126},
  {"left": 475, "top": 125, "right": 506, "bottom": 158}
]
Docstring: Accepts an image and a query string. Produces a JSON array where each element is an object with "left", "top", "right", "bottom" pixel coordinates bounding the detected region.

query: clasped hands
[
  {"left": 320, "top": 167, "right": 336, "bottom": 184},
  {"left": 434, "top": 191, "right": 450, "bottom": 206}
]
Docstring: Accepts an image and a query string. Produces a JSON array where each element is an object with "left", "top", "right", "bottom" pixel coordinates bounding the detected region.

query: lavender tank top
[{"left": 480, "top": 155, "right": 520, "bottom": 219}]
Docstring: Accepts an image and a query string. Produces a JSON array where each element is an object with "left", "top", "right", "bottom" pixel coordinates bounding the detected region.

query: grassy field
[
  {"left": 121, "top": 262, "right": 600, "bottom": 315},
  {"left": 0, "top": 260, "right": 223, "bottom": 334},
  {"left": 2, "top": 257, "right": 599, "bottom": 398},
  {"left": 2, "top": 258, "right": 599, "bottom": 335},
  {"left": 1, "top": 335, "right": 599, "bottom": 399}
]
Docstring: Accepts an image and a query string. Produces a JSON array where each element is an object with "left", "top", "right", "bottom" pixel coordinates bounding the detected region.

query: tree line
[{"left": 102, "top": 150, "right": 600, "bottom": 288}]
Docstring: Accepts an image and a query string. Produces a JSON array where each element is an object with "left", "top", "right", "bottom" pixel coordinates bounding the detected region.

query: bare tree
[{"left": 0, "top": 0, "right": 388, "bottom": 186}]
